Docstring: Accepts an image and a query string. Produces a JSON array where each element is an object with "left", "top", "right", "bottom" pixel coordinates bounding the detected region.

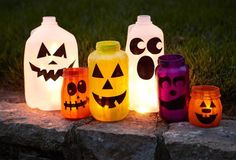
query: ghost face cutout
[
  {"left": 61, "top": 68, "right": 90, "bottom": 119},
  {"left": 189, "top": 99, "right": 222, "bottom": 127},
  {"left": 29, "top": 43, "right": 75, "bottom": 81},
  {"left": 89, "top": 60, "right": 128, "bottom": 121},
  {"left": 130, "top": 37, "right": 162, "bottom": 80}
]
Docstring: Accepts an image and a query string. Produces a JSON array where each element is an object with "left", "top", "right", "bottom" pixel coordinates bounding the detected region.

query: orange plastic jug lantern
[
  {"left": 61, "top": 68, "right": 90, "bottom": 119},
  {"left": 88, "top": 41, "right": 129, "bottom": 122},
  {"left": 188, "top": 85, "right": 222, "bottom": 128},
  {"left": 24, "top": 16, "right": 78, "bottom": 110}
]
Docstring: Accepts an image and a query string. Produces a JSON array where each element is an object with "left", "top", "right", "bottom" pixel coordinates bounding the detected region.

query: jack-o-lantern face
[
  {"left": 61, "top": 68, "right": 90, "bottom": 119},
  {"left": 30, "top": 43, "right": 75, "bottom": 81},
  {"left": 188, "top": 85, "right": 222, "bottom": 127},
  {"left": 189, "top": 98, "right": 222, "bottom": 127},
  {"left": 91, "top": 63, "right": 126, "bottom": 108},
  {"left": 159, "top": 75, "right": 187, "bottom": 110}
]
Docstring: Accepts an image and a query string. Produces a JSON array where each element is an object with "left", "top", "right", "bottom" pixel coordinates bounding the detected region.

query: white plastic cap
[
  {"left": 136, "top": 15, "right": 152, "bottom": 24},
  {"left": 41, "top": 16, "right": 57, "bottom": 25}
]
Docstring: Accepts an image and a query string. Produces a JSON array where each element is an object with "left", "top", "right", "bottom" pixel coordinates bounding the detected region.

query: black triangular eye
[
  {"left": 210, "top": 101, "right": 216, "bottom": 108},
  {"left": 92, "top": 64, "right": 103, "bottom": 78},
  {"left": 37, "top": 43, "right": 50, "bottom": 58},
  {"left": 200, "top": 102, "right": 207, "bottom": 107},
  {"left": 53, "top": 44, "right": 67, "bottom": 58},
  {"left": 111, "top": 64, "right": 124, "bottom": 77}
]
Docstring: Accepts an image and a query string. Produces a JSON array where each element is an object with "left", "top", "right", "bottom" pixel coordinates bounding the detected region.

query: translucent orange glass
[
  {"left": 188, "top": 85, "right": 222, "bottom": 128},
  {"left": 61, "top": 68, "right": 90, "bottom": 119}
]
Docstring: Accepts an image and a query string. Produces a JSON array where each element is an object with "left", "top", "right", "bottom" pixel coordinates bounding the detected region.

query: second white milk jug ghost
[
  {"left": 24, "top": 16, "right": 79, "bottom": 110},
  {"left": 125, "top": 15, "right": 164, "bottom": 113}
]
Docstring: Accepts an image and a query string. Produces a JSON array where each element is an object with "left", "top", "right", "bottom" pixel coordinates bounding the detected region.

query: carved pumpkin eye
[
  {"left": 78, "top": 80, "right": 86, "bottom": 93},
  {"left": 210, "top": 101, "right": 216, "bottom": 108},
  {"left": 200, "top": 102, "right": 207, "bottom": 108},
  {"left": 147, "top": 37, "right": 162, "bottom": 54},
  {"left": 111, "top": 64, "right": 123, "bottom": 77},
  {"left": 67, "top": 82, "right": 77, "bottom": 96},
  {"left": 53, "top": 43, "right": 67, "bottom": 58},
  {"left": 92, "top": 64, "right": 103, "bottom": 78},
  {"left": 130, "top": 38, "right": 145, "bottom": 55},
  {"left": 37, "top": 43, "right": 50, "bottom": 58}
]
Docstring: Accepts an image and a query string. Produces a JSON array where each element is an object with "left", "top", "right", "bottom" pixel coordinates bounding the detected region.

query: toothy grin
[
  {"left": 29, "top": 60, "right": 75, "bottom": 81},
  {"left": 160, "top": 95, "right": 186, "bottom": 110},
  {"left": 195, "top": 113, "right": 217, "bottom": 124},
  {"left": 64, "top": 98, "right": 88, "bottom": 110},
  {"left": 92, "top": 91, "right": 126, "bottom": 108}
]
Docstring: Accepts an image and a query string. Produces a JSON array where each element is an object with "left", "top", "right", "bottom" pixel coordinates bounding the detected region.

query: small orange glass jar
[
  {"left": 188, "top": 85, "right": 222, "bottom": 128},
  {"left": 61, "top": 68, "right": 90, "bottom": 119}
]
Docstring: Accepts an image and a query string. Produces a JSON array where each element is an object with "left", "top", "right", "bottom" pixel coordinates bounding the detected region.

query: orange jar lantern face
[
  {"left": 61, "top": 68, "right": 90, "bottom": 119},
  {"left": 188, "top": 85, "right": 222, "bottom": 128}
]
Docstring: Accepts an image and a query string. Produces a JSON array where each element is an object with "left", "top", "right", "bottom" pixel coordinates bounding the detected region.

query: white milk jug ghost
[
  {"left": 24, "top": 16, "right": 79, "bottom": 110},
  {"left": 125, "top": 15, "right": 164, "bottom": 113}
]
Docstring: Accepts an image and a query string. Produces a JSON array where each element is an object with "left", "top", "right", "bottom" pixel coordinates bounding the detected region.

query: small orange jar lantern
[
  {"left": 188, "top": 85, "right": 222, "bottom": 128},
  {"left": 61, "top": 68, "right": 90, "bottom": 119}
]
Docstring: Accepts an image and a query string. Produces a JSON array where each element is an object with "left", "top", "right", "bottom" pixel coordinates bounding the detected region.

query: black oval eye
[
  {"left": 37, "top": 43, "right": 50, "bottom": 58},
  {"left": 147, "top": 37, "right": 162, "bottom": 54},
  {"left": 130, "top": 38, "right": 145, "bottom": 55},
  {"left": 78, "top": 80, "right": 86, "bottom": 93},
  {"left": 67, "top": 82, "right": 77, "bottom": 96}
]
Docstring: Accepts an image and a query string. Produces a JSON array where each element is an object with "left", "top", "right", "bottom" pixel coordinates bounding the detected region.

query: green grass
[{"left": 0, "top": 0, "right": 235, "bottom": 115}]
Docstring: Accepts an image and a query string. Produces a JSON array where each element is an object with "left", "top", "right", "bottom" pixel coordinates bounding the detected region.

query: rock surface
[
  {"left": 0, "top": 91, "right": 236, "bottom": 160},
  {"left": 76, "top": 112, "right": 167, "bottom": 160},
  {"left": 163, "top": 121, "right": 236, "bottom": 160}
]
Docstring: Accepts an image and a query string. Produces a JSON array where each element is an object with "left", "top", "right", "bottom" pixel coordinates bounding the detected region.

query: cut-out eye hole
[
  {"left": 147, "top": 37, "right": 162, "bottom": 54},
  {"left": 130, "top": 38, "right": 145, "bottom": 55},
  {"left": 37, "top": 43, "right": 50, "bottom": 58},
  {"left": 111, "top": 64, "right": 124, "bottom": 77},
  {"left": 92, "top": 64, "right": 103, "bottom": 78},
  {"left": 78, "top": 80, "right": 86, "bottom": 93},
  {"left": 210, "top": 101, "right": 216, "bottom": 108},
  {"left": 200, "top": 102, "right": 207, "bottom": 108},
  {"left": 67, "top": 82, "right": 77, "bottom": 96},
  {"left": 53, "top": 43, "right": 67, "bottom": 58}
]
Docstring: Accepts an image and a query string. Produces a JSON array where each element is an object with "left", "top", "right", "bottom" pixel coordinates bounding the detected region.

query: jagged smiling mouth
[
  {"left": 29, "top": 60, "right": 75, "bottom": 81},
  {"left": 92, "top": 91, "right": 126, "bottom": 108},
  {"left": 64, "top": 97, "right": 88, "bottom": 110},
  {"left": 160, "top": 95, "right": 186, "bottom": 110},
  {"left": 195, "top": 113, "right": 217, "bottom": 124}
]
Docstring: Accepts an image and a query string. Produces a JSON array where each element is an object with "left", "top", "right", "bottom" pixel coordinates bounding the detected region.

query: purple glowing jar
[{"left": 156, "top": 54, "right": 189, "bottom": 122}]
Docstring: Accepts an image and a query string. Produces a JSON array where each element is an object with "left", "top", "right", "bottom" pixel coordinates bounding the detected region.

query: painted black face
[
  {"left": 195, "top": 101, "right": 217, "bottom": 124},
  {"left": 92, "top": 64, "right": 126, "bottom": 108},
  {"left": 30, "top": 43, "right": 75, "bottom": 81},
  {"left": 64, "top": 80, "right": 88, "bottom": 110},
  {"left": 159, "top": 76, "right": 186, "bottom": 110},
  {"left": 130, "top": 37, "right": 162, "bottom": 80}
]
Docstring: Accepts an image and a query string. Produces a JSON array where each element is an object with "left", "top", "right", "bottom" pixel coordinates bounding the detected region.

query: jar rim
[
  {"left": 191, "top": 85, "right": 221, "bottom": 98},
  {"left": 63, "top": 67, "right": 88, "bottom": 77}
]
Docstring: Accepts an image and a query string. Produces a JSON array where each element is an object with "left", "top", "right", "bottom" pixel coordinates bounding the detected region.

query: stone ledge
[{"left": 0, "top": 92, "right": 236, "bottom": 160}]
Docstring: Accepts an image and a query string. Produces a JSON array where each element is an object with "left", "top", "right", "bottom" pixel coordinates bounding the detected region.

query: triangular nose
[
  {"left": 48, "top": 60, "right": 57, "bottom": 65},
  {"left": 103, "top": 80, "right": 113, "bottom": 89}
]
